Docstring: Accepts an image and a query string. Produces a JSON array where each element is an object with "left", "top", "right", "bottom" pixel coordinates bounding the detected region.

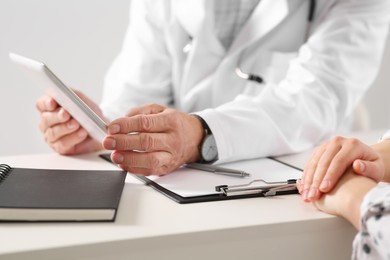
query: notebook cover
[{"left": 0, "top": 167, "right": 127, "bottom": 221}]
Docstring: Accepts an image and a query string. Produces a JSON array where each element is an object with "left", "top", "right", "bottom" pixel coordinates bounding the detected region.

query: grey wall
[{"left": 0, "top": 1, "right": 389, "bottom": 156}]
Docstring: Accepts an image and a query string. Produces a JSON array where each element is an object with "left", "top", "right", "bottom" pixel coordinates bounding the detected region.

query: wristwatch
[{"left": 193, "top": 115, "right": 218, "bottom": 163}]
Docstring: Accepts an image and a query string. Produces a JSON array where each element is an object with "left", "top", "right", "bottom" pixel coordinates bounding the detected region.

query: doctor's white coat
[{"left": 101, "top": 0, "right": 390, "bottom": 164}]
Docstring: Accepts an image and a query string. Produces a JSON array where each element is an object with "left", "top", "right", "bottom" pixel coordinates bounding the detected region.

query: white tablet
[{"left": 9, "top": 53, "right": 107, "bottom": 143}]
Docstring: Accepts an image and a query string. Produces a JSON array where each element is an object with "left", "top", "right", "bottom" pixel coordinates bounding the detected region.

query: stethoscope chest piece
[{"left": 235, "top": 67, "right": 265, "bottom": 84}]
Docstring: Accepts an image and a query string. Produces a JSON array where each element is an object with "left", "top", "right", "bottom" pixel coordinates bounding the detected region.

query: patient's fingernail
[
  {"left": 303, "top": 189, "right": 309, "bottom": 201},
  {"left": 357, "top": 161, "right": 366, "bottom": 172},
  {"left": 308, "top": 188, "right": 317, "bottom": 199},
  {"left": 109, "top": 124, "right": 120, "bottom": 134},
  {"left": 320, "top": 179, "right": 330, "bottom": 191},
  {"left": 296, "top": 180, "right": 302, "bottom": 193}
]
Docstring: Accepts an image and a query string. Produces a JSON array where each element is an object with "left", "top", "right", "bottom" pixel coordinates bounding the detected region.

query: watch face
[{"left": 201, "top": 135, "right": 218, "bottom": 162}]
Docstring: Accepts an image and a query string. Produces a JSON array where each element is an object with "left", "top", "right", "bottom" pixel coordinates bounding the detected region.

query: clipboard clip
[{"left": 215, "top": 179, "right": 297, "bottom": 197}]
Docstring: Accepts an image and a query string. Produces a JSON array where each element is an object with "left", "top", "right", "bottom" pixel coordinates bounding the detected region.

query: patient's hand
[
  {"left": 297, "top": 136, "right": 384, "bottom": 202},
  {"left": 313, "top": 171, "right": 376, "bottom": 230}
]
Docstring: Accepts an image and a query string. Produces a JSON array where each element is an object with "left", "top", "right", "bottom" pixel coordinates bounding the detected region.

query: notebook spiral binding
[{"left": 0, "top": 164, "right": 12, "bottom": 182}]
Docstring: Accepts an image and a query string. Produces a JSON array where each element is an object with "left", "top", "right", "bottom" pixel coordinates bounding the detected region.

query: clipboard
[{"left": 100, "top": 154, "right": 302, "bottom": 204}]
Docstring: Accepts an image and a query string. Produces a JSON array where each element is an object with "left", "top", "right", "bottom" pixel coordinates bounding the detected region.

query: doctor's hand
[
  {"left": 103, "top": 103, "right": 204, "bottom": 176},
  {"left": 36, "top": 90, "right": 104, "bottom": 155},
  {"left": 297, "top": 136, "right": 385, "bottom": 202}
]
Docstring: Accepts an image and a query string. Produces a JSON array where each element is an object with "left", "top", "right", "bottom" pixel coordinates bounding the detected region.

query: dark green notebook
[{"left": 0, "top": 164, "right": 126, "bottom": 222}]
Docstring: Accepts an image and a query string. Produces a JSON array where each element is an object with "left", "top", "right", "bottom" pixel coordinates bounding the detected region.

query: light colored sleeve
[
  {"left": 198, "top": 0, "right": 390, "bottom": 163},
  {"left": 352, "top": 183, "right": 390, "bottom": 260},
  {"left": 100, "top": 0, "right": 172, "bottom": 121},
  {"left": 379, "top": 129, "right": 390, "bottom": 141}
]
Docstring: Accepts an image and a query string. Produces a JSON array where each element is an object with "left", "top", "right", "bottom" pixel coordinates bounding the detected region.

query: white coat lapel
[
  {"left": 228, "top": 0, "right": 289, "bottom": 56},
  {"left": 172, "top": 0, "right": 205, "bottom": 38}
]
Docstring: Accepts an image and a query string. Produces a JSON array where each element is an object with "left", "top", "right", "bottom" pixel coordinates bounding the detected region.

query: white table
[{"left": 0, "top": 129, "right": 384, "bottom": 260}]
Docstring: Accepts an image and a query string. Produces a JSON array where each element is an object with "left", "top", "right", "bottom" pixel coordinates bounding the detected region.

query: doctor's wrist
[{"left": 187, "top": 114, "right": 205, "bottom": 163}]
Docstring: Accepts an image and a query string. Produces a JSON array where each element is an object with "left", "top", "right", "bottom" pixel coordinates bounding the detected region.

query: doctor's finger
[
  {"left": 44, "top": 118, "right": 81, "bottom": 144},
  {"left": 103, "top": 132, "right": 169, "bottom": 152},
  {"left": 49, "top": 128, "right": 88, "bottom": 155},
  {"left": 111, "top": 150, "right": 173, "bottom": 176},
  {"left": 108, "top": 113, "right": 173, "bottom": 134},
  {"left": 125, "top": 103, "right": 166, "bottom": 117},
  {"left": 36, "top": 96, "right": 58, "bottom": 112},
  {"left": 39, "top": 108, "right": 71, "bottom": 133}
]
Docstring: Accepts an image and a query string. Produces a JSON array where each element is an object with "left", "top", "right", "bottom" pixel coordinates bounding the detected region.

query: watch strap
[{"left": 192, "top": 114, "right": 212, "bottom": 136}]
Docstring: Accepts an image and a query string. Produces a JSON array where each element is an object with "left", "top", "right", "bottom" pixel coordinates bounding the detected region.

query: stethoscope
[{"left": 235, "top": 0, "right": 316, "bottom": 84}]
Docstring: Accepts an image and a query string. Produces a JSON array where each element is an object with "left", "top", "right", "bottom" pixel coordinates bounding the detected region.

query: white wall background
[
  {"left": 0, "top": 0, "right": 130, "bottom": 156},
  {"left": 0, "top": 0, "right": 390, "bottom": 156},
  {"left": 364, "top": 34, "right": 390, "bottom": 130}
]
